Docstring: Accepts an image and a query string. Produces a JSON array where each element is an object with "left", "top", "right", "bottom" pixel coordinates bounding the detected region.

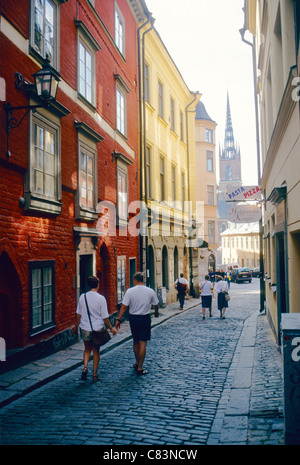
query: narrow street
[{"left": 0, "top": 280, "right": 277, "bottom": 447}]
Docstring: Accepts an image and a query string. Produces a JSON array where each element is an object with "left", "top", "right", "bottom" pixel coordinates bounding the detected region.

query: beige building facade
[
  {"left": 221, "top": 222, "right": 260, "bottom": 269},
  {"left": 194, "top": 102, "right": 218, "bottom": 280},
  {"left": 244, "top": 0, "right": 300, "bottom": 343}
]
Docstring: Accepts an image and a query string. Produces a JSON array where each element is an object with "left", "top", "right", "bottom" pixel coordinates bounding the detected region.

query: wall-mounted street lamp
[{"left": 4, "top": 57, "right": 60, "bottom": 159}]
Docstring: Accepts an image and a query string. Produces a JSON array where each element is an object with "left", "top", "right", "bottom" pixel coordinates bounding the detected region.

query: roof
[{"left": 195, "top": 101, "right": 215, "bottom": 122}]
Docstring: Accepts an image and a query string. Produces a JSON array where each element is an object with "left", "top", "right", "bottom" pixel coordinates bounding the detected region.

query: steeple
[{"left": 222, "top": 92, "right": 237, "bottom": 160}]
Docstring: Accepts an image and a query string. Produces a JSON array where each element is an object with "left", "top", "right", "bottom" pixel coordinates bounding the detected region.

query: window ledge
[
  {"left": 75, "top": 205, "right": 98, "bottom": 222},
  {"left": 24, "top": 194, "right": 62, "bottom": 215}
]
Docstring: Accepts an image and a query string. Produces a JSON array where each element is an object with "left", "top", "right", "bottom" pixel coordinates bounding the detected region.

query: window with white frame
[
  {"left": 75, "top": 121, "right": 102, "bottom": 221},
  {"left": 79, "top": 41, "right": 92, "bottom": 103},
  {"left": 160, "top": 156, "right": 165, "bottom": 201},
  {"left": 158, "top": 80, "right": 164, "bottom": 119},
  {"left": 117, "top": 256, "right": 126, "bottom": 303},
  {"left": 180, "top": 111, "right": 184, "bottom": 141},
  {"left": 29, "top": 260, "right": 55, "bottom": 335},
  {"left": 146, "top": 146, "right": 151, "bottom": 198},
  {"left": 207, "top": 185, "right": 214, "bottom": 205},
  {"left": 144, "top": 62, "right": 150, "bottom": 103},
  {"left": 25, "top": 111, "right": 62, "bottom": 215},
  {"left": 171, "top": 165, "right": 176, "bottom": 202},
  {"left": 31, "top": 0, "right": 58, "bottom": 67},
  {"left": 76, "top": 20, "right": 100, "bottom": 107},
  {"left": 115, "top": 3, "right": 125, "bottom": 56},
  {"left": 205, "top": 128, "right": 213, "bottom": 143},
  {"left": 117, "top": 167, "right": 128, "bottom": 223},
  {"left": 206, "top": 151, "right": 214, "bottom": 171},
  {"left": 116, "top": 85, "right": 126, "bottom": 135},
  {"left": 170, "top": 97, "right": 175, "bottom": 131}
]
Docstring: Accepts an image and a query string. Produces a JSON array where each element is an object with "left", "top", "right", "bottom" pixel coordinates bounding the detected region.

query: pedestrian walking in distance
[
  {"left": 115, "top": 272, "right": 159, "bottom": 376},
  {"left": 214, "top": 276, "right": 229, "bottom": 319},
  {"left": 72, "top": 276, "right": 117, "bottom": 382},
  {"left": 200, "top": 275, "right": 213, "bottom": 319},
  {"left": 174, "top": 273, "right": 189, "bottom": 310}
]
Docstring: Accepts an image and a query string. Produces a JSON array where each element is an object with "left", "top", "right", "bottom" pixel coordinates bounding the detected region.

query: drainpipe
[
  {"left": 185, "top": 92, "right": 199, "bottom": 296},
  {"left": 240, "top": 13, "right": 265, "bottom": 313},
  {"left": 137, "top": 14, "right": 155, "bottom": 285}
]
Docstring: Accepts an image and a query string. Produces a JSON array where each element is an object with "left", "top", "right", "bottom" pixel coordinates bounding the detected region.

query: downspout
[
  {"left": 185, "top": 92, "right": 199, "bottom": 296},
  {"left": 137, "top": 14, "right": 154, "bottom": 284},
  {"left": 240, "top": 10, "right": 265, "bottom": 313}
]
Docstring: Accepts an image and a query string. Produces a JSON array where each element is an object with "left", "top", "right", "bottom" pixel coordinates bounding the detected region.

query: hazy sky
[{"left": 145, "top": 0, "right": 258, "bottom": 186}]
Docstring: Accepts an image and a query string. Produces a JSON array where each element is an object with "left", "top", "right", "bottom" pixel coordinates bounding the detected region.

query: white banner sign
[
  {"left": 227, "top": 204, "right": 262, "bottom": 223},
  {"left": 226, "top": 184, "right": 262, "bottom": 201}
]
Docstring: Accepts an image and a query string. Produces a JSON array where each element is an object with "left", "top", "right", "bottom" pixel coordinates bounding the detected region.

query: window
[
  {"left": 117, "top": 167, "right": 128, "bottom": 223},
  {"left": 29, "top": 260, "right": 55, "bottom": 335},
  {"left": 206, "top": 151, "right": 214, "bottom": 171},
  {"left": 180, "top": 111, "right": 184, "bottom": 141},
  {"left": 158, "top": 80, "right": 164, "bottom": 118},
  {"left": 115, "top": 3, "right": 125, "bottom": 56},
  {"left": 31, "top": 0, "right": 57, "bottom": 67},
  {"left": 205, "top": 128, "right": 213, "bottom": 143},
  {"left": 117, "top": 256, "right": 126, "bottom": 303},
  {"left": 181, "top": 172, "right": 185, "bottom": 210},
  {"left": 160, "top": 156, "right": 165, "bottom": 201},
  {"left": 171, "top": 165, "right": 176, "bottom": 202},
  {"left": 79, "top": 42, "right": 92, "bottom": 103},
  {"left": 208, "top": 221, "right": 215, "bottom": 244},
  {"left": 25, "top": 111, "right": 62, "bottom": 215},
  {"left": 207, "top": 185, "right": 214, "bottom": 205},
  {"left": 75, "top": 121, "right": 102, "bottom": 221},
  {"left": 170, "top": 97, "right": 175, "bottom": 131},
  {"left": 144, "top": 62, "right": 150, "bottom": 103},
  {"left": 226, "top": 165, "right": 232, "bottom": 181},
  {"left": 76, "top": 20, "right": 101, "bottom": 107},
  {"left": 146, "top": 146, "right": 151, "bottom": 198},
  {"left": 116, "top": 85, "right": 126, "bottom": 136}
]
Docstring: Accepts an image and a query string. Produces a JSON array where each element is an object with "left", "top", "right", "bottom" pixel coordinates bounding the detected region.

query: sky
[{"left": 145, "top": 0, "right": 258, "bottom": 186}]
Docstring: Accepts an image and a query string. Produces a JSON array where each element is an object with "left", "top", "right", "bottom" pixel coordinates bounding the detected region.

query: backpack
[{"left": 176, "top": 281, "right": 187, "bottom": 293}]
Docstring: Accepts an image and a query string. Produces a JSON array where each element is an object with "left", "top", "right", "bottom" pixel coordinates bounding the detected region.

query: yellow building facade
[
  {"left": 139, "top": 23, "right": 200, "bottom": 304},
  {"left": 244, "top": 0, "right": 300, "bottom": 342}
]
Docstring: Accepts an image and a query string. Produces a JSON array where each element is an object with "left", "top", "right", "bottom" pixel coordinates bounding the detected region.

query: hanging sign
[
  {"left": 225, "top": 184, "right": 262, "bottom": 201},
  {"left": 227, "top": 204, "right": 262, "bottom": 223}
]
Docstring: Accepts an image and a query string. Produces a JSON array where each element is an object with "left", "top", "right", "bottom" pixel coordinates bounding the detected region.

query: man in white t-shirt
[
  {"left": 115, "top": 272, "right": 159, "bottom": 376},
  {"left": 200, "top": 274, "right": 213, "bottom": 320},
  {"left": 72, "top": 276, "right": 116, "bottom": 382}
]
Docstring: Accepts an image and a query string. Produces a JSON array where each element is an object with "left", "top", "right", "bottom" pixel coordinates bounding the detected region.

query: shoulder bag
[
  {"left": 84, "top": 294, "right": 111, "bottom": 347},
  {"left": 222, "top": 283, "right": 230, "bottom": 301}
]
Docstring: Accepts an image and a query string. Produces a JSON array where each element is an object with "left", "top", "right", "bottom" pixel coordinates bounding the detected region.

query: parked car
[
  {"left": 231, "top": 267, "right": 252, "bottom": 283},
  {"left": 252, "top": 267, "right": 260, "bottom": 277}
]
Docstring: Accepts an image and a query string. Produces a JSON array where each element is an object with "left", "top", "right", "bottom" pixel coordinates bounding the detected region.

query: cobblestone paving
[{"left": 0, "top": 280, "right": 283, "bottom": 445}]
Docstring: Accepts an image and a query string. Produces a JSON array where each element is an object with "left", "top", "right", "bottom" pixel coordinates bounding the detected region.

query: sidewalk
[{"left": 0, "top": 298, "right": 201, "bottom": 409}]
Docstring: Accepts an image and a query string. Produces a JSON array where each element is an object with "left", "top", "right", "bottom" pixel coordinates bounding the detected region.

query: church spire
[{"left": 222, "top": 92, "right": 236, "bottom": 160}]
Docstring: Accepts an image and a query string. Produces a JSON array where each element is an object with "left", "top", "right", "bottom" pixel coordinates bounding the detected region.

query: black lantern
[
  {"left": 33, "top": 57, "right": 60, "bottom": 102},
  {"left": 4, "top": 57, "right": 60, "bottom": 159}
]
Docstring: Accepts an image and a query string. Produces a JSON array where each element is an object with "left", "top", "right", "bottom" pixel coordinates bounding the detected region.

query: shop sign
[
  {"left": 226, "top": 184, "right": 262, "bottom": 201},
  {"left": 227, "top": 204, "right": 262, "bottom": 223}
]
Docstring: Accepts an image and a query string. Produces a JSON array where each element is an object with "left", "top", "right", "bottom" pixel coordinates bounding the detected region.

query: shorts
[
  {"left": 81, "top": 328, "right": 107, "bottom": 343},
  {"left": 129, "top": 314, "right": 151, "bottom": 342},
  {"left": 80, "top": 328, "right": 93, "bottom": 342},
  {"left": 201, "top": 295, "right": 212, "bottom": 308}
]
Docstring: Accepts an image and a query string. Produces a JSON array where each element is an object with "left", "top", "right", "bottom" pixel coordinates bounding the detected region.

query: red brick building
[{"left": 0, "top": 0, "right": 149, "bottom": 368}]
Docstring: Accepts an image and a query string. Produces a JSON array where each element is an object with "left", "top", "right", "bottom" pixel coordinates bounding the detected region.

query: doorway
[{"left": 79, "top": 254, "right": 93, "bottom": 295}]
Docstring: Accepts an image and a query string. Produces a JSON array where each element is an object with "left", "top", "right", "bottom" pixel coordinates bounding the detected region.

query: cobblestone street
[{"left": 0, "top": 280, "right": 284, "bottom": 446}]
